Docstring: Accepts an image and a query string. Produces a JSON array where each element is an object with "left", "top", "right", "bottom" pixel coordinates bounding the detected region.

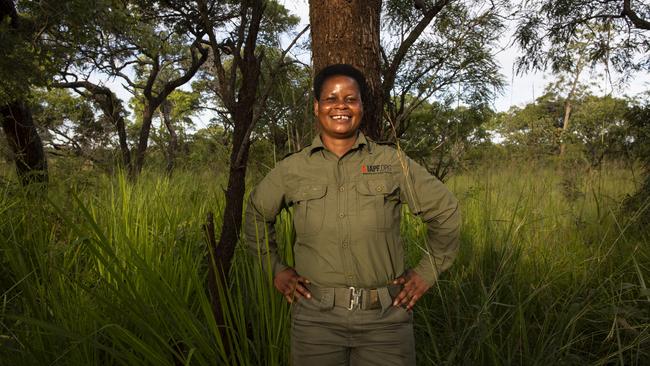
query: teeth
[{"left": 332, "top": 116, "right": 350, "bottom": 120}]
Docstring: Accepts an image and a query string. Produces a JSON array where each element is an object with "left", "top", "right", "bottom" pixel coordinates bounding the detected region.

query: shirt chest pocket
[
  {"left": 289, "top": 184, "right": 327, "bottom": 237},
  {"left": 355, "top": 179, "right": 400, "bottom": 231}
]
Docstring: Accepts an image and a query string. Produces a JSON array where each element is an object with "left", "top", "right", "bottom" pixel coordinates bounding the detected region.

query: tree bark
[
  {"left": 159, "top": 100, "right": 178, "bottom": 176},
  {"left": 1, "top": 0, "right": 48, "bottom": 186},
  {"left": 213, "top": 0, "right": 263, "bottom": 285},
  {"left": 309, "top": 0, "right": 382, "bottom": 140},
  {"left": 133, "top": 104, "right": 155, "bottom": 177},
  {"left": 197, "top": 0, "right": 264, "bottom": 352},
  {"left": 113, "top": 105, "right": 131, "bottom": 171},
  {"left": 0, "top": 101, "right": 48, "bottom": 186},
  {"left": 559, "top": 101, "right": 573, "bottom": 156},
  {"left": 559, "top": 56, "right": 585, "bottom": 156}
]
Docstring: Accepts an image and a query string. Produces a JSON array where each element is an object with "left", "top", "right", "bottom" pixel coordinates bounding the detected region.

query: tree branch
[
  {"left": 197, "top": 0, "right": 235, "bottom": 110},
  {"left": 152, "top": 38, "right": 209, "bottom": 108},
  {"left": 382, "top": 0, "right": 450, "bottom": 100},
  {"left": 252, "top": 24, "right": 310, "bottom": 124},
  {"left": 622, "top": 0, "right": 650, "bottom": 30}
]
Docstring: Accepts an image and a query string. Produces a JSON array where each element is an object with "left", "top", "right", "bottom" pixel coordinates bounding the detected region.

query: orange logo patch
[{"left": 361, "top": 164, "right": 391, "bottom": 174}]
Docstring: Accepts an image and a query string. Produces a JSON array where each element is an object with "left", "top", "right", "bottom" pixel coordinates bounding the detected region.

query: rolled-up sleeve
[
  {"left": 244, "top": 163, "right": 289, "bottom": 277},
  {"left": 399, "top": 157, "right": 461, "bottom": 285}
]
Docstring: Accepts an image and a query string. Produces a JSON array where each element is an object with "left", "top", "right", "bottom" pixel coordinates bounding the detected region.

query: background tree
[
  {"left": 569, "top": 94, "right": 629, "bottom": 168},
  {"left": 30, "top": 88, "right": 115, "bottom": 166},
  {"left": 515, "top": 0, "right": 650, "bottom": 218},
  {"left": 52, "top": 81, "right": 132, "bottom": 170},
  {"left": 493, "top": 90, "right": 633, "bottom": 167},
  {"left": 494, "top": 91, "right": 568, "bottom": 158},
  {"left": 515, "top": 0, "right": 650, "bottom": 75},
  {"left": 541, "top": 29, "right": 594, "bottom": 156},
  {"left": 130, "top": 88, "right": 201, "bottom": 175},
  {"left": 254, "top": 52, "right": 313, "bottom": 157},
  {"left": 381, "top": 0, "right": 505, "bottom": 141},
  {"left": 52, "top": 1, "right": 210, "bottom": 178},
  {"left": 195, "top": 0, "right": 308, "bottom": 334},
  {"left": 0, "top": 0, "right": 50, "bottom": 185},
  {"left": 157, "top": 90, "right": 202, "bottom": 175},
  {"left": 401, "top": 100, "right": 493, "bottom": 180}
]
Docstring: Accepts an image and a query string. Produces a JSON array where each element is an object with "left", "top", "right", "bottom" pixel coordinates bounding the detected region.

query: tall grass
[{"left": 0, "top": 162, "right": 648, "bottom": 365}]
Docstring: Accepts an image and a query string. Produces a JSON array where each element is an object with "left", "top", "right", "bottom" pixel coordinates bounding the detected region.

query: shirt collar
[{"left": 308, "top": 131, "right": 372, "bottom": 155}]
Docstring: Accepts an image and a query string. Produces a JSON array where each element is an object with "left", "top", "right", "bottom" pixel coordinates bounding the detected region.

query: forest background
[{"left": 1, "top": 0, "right": 650, "bottom": 365}]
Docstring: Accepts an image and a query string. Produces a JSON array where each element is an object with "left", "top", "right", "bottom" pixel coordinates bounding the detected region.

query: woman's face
[{"left": 314, "top": 75, "right": 363, "bottom": 140}]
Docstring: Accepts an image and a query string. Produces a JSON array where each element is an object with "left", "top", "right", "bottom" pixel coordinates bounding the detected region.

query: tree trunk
[
  {"left": 213, "top": 11, "right": 261, "bottom": 286},
  {"left": 203, "top": 58, "right": 257, "bottom": 361},
  {"left": 132, "top": 104, "right": 155, "bottom": 178},
  {"left": 559, "top": 100, "right": 572, "bottom": 156},
  {"left": 0, "top": 101, "right": 48, "bottom": 186},
  {"left": 196, "top": 0, "right": 266, "bottom": 353},
  {"left": 114, "top": 109, "right": 131, "bottom": 171},
  {"left": 159, "top": 100, "right": 178, "bottom": 176},
  {"left": 216, "top": 128, "right": 249, "bottom": 282},
  {"left": 1, "top": 0, "right": 48, "bottom": 186},
  {"left": 309, "top": 0, "right": 382, "bottom": 140},
  {"left": 98, "top": 90, "right": 132, "bottom": 171},
  {"left": 94, "top": 89, "right": 132, "bottom": 171},
  {"left": 88, "top": 88, "right": 132, "bottom": 171},
  {"left": 559, "top": 55, "right": 584, "bottom": 156}
]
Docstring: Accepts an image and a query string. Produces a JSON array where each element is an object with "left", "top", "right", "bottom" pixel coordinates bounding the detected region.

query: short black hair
[{"left": 313, "top": 64, "right": 369, "bottom": 102}]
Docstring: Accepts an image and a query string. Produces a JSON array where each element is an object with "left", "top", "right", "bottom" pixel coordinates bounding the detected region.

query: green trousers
[{"left": 290, "top": 289, "right": 416, "bottom": 366}]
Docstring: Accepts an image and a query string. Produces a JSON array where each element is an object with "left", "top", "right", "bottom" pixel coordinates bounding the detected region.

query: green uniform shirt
[{"left": 244, "top": 132, "right": 460, "bottom": 288}]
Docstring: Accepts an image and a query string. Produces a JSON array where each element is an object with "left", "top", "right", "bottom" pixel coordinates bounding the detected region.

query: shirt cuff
[
  {"left": 257, "top": 252, "right": 288, "bottom": 278},
  {"left": 272, "top": 261, "right": 289, "bottom": 277},
  {"left": 412, "top": 260, "right": 440, "bottom": 286}
]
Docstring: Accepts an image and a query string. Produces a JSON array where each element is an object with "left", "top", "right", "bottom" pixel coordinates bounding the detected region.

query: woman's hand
[
  {"left": 392, "top": 269, "right": 431, "bottom": 311},
  {"left": 274, "top": 267, "right": 312, "bottom": 303}
]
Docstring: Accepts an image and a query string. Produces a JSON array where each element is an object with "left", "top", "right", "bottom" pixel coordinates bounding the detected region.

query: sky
[{"left": 279, "top": 0, "right": 650, "bottom": 112}]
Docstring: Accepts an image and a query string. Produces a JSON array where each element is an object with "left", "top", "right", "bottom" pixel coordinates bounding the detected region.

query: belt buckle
[{"left": 347, "top": 286, "right": 361, "bottom": 310}]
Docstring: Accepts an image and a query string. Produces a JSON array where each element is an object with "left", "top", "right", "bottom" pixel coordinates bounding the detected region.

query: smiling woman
[
  {"left": 245, "top": 64, "right": 461, "bottom": 365},
  {"left": 314, "top": 74, "right": 364, "bottom": 146},
  {"left": 313, "top": 64, "right": 368, "bottom": 147}
]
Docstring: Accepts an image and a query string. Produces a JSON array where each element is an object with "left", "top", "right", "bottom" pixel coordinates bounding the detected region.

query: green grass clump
[
  {"left": 407, "top": 163, "right": 650, "bottom": 365},
  {"left": 1, "top": 163, "right": 649, "bottom": 365}
]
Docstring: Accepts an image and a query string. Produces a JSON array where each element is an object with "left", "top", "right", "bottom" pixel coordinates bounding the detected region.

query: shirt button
[
  {"left": 376, "top": 186, "right": 383, "bottom": 192},
  {"left": 339, "top": 186, "right": 345, "bottom": 192},
  {"left": 347, "top": 275, "right": 353, "bottom": 281},
  {"left": 342, "top": 241, "right": 348, "bottom": 248},
  {"left": 338, "top": 213, "right": 345, "bottom": 218}
]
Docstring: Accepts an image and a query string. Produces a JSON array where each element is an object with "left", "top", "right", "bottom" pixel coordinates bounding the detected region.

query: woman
[{"left": 245, "top": 64, "right": 460, "bottom": 365}]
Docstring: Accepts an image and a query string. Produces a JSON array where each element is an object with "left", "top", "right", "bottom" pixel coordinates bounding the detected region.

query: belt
[{"left": 307, "top": 284, "right": 402, "bottom": 311}]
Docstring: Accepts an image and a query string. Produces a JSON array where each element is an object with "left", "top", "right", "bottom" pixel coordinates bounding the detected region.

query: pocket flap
[
  {"left": 293, "top": 184, "right": 327, "bottom": 202},
  {"left": 357, "top": 179, "right": 397, "bottom": 195}
]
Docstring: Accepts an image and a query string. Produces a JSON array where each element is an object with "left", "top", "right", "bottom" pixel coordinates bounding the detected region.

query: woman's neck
[{"left": 320, "top": 132, "right": 358, "bottom": 158}]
